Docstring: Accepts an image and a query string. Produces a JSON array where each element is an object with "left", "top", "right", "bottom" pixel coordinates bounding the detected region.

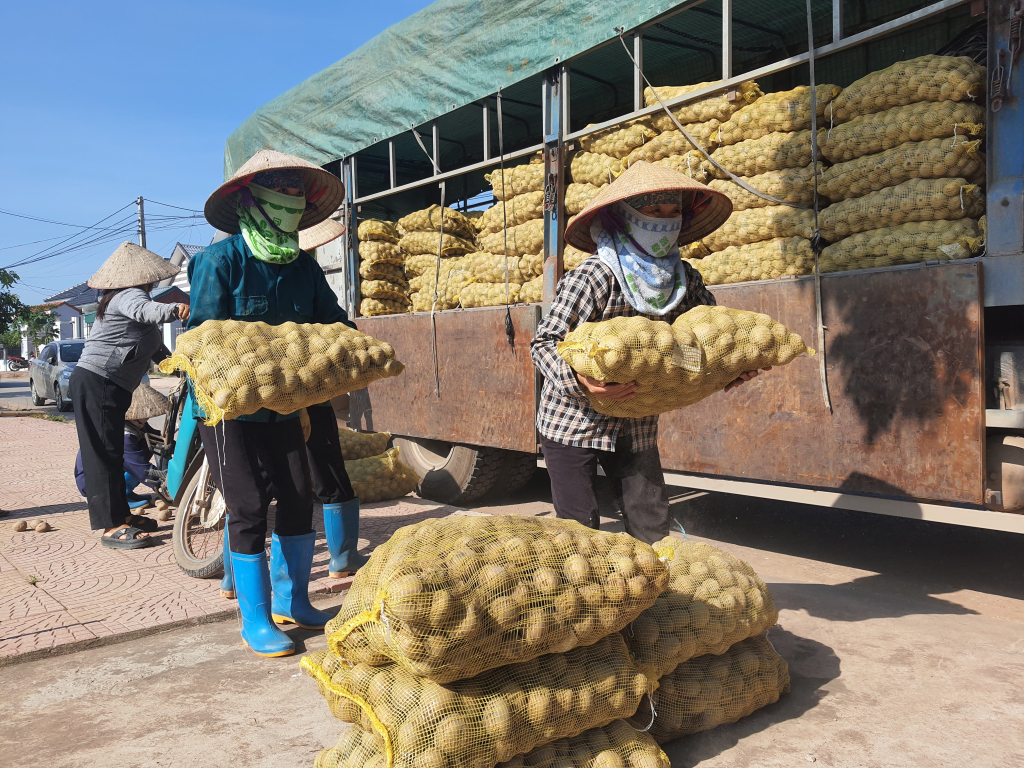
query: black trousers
[
  {"left": 198, "top": 419, "right": 314, "bottom": 555},
  {"left": 70, "top": 368, "right": 133, "bottom": 530},
  {"left": 540, "top": 434, "right": 670, "bottom": 545},
  {"left": 305, "top": 403, "right": 355, "bottom": 505}
]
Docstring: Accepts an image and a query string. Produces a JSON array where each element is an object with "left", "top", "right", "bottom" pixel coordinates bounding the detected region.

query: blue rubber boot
[
  {"left": 125, "top": 472, "right": 152, "bottom": 509},
  {"left": 220, "top": 515, "right": 235, "bottom": 599},
  {"left": 269, "top": 532, "right": 333, "bottom": 629},
  {"left": 230, "top": 551, "right": 294, "bottom": 657},
  {"left": 323, "top": 499, "right": 369, "bottom": 578}
]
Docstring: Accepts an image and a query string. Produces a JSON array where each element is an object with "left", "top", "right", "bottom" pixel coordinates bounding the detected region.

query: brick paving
[{"left": 0, "top": 417, "right": 454, "bottom": 663}]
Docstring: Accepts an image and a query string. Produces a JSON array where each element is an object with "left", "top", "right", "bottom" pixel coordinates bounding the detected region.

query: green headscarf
[{"left": 237, "top": 183, "right": 306, "bottom": 264}]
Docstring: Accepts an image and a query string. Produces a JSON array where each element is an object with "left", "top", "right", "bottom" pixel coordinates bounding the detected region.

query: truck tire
[
  {"left": 489, "top": 450, "right": 538, "bottom": 499},
  {"left": 395, "top": 437, "right": 508, "bottom": 506}
]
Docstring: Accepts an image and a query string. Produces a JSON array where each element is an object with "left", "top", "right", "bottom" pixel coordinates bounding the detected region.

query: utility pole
[{"left": 136, "top": 196, "right": 147, "bottom": 248}]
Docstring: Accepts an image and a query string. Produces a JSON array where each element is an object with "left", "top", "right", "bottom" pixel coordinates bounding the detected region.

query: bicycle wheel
[{"left": 171, "top": 457, "right": 226, "bottom": 579}]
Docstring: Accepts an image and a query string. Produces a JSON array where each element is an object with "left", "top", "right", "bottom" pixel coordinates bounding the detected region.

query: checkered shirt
[{"left": 530, "top": 255, "right": 716, "bottom": 452}]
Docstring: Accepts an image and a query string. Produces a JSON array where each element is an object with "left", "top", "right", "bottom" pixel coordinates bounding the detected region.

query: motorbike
[{"left": 4, "top": 356, "right": 28, "bottom": 371}]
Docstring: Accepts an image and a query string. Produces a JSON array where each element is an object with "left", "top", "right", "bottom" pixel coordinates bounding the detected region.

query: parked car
[{"left": 29, "top": 341, "right": 86, "bottom": 411}]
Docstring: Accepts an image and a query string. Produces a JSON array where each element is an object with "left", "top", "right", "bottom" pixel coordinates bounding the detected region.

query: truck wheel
[
  {"left": 30, "top": 380, "right": 45, "bottom": 406},
  {"left": 489, "top": 450, "right": 538, "bottom": 499},
  {"left": 395, "top": 437, "right": 507, "bottom": 505}
]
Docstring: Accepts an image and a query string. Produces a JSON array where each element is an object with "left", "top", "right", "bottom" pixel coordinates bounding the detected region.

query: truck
[{"left": 224, "top": 0, "right": 1024, "bottom": 534}]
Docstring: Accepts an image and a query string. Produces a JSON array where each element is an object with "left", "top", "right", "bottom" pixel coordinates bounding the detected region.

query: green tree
[
  {"left": 21, "top": 307, "right": 57, "bottom": 350},
  {"left": 0, "top": 269, "right": 24, "bottom": 337},
  {"left": 0, "top": 329, "right": 20, "bottom": 350}
]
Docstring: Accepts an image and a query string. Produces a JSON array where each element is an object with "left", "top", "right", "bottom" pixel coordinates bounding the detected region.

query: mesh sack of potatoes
[
  {"left": 359, "top": 261, "right": 408, "bottom": 286},
  {"left": 718, "top": 84, "right": 842, "bottom": 145},
  {"left": 818, "top": 218, "right": 984, "bottom": 273},
  {"left": 460, "top": 282, "right": 522, "bottom": 308},
  {"left": 623, "top": 131, "right": 708, "bottom": 169},
  {"left": 827, "top": 55, "right": 986, "bottom": 123},
  {"left": 520, "top": 253, "right": 544, "bottom": 278},
  {"left": 646, "top": 635, "right": 790, "bottom": 743},
  {"left": 571, "top": 152, "right": 625, "bottom": 187},
  {"left": 409, "top": 260, "right": 473, "bottom": 312},
  {"left": 564, "top": 245, "right": 592, "bottom": 271},
  {"left": 579, "top": 119, "right": 659, "bottom": 159},
  {"left": 361, "top": 298, "right": 409, "bottom": 317},
  {"left": 360, "top": 241, "right": 404, "bottom": 265},
  {"left": 819, "top": 137, "right": 985, "bottom": 202},
  {"left": 338, "top": 427, "right": 392, "bottom": 461},
  {"left": 399, "top": 231, "right": 476, "bottom": 257},
  {"left": 480, "top": 192, "right": 545, "bottom": 234},
  {"left": 487, "top": 163, "right": 546, "bottom": 200},
  {"left": 624, "top": 538, "right": 778, "bottom": 680},
  {"left": 708, "top": 164, "right": 822, "bottom": 211},
  {"left": 405, "top": 254, "right": 456, "bottom": 279},
  {"left": 651, "top": 152, "right": 713, "bottom": 184},
  {"left": 649, "top": 118, "right": 723, "bottom": 149},
  {"left": 566, "top": 183, "right": 603, "bottom": 215},
  {"left": 557, "top": 308, "right": 813, "bottom": 418},
  {"left": 303, "top": 633, "right": 651, "bottom": 768},
  {"left": 398, "top": 205, "right": 476, "bottom": 240},
  {"left": 358, "top": 219, "right": 401, "bottom": 244},
  {"left": 346, "top": 447, "right": 420, "bottom": 503},
  {"left": 818, "top": 177, "right": 985, "bottom": 241},
  {"left": 704, "top": 206, "right": 816, "bottom": 251},
  {"left": 361, "top": 279, "right": 409, "bottom": 301},
  {"left": 695, "top": 237, "right": 814, "bottom": 286},
  {"left": 819, "top": 100, "right": 985, "bottom": 163},
  {"left": 684, "top": 240, "right": 712, "bottom": 259},
  {"left": 709, "top": 130, "right": 817, "bottom": 178},
  {"left": 161, "top": 320, "right": 404, "bottom": 425},
  {"left": 325, "top": 515, "right": 668, "bottom": 681},
  {"left": 465, "top": 210, "right": 485, "bottom": 233},
  {"left": 520, "top": 276, "right": 543, "bottom": 304},
  {"left": 480, "top": 219, "right": 545, "bottom": 259},
  {"left": 463, "top": 252, "right": 528, "bottom": 284},
  {"left": 645, "top": 80, "right": 763, "bottom": 127}
]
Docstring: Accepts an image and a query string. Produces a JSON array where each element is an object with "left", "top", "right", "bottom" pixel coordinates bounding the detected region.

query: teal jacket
[{"left": 186, "top": 234, "right": 354, "bottom": 422}]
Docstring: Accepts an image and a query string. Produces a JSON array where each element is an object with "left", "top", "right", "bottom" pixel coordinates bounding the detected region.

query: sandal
[
  {"left": 101, "top": 526, "right": 154, "bottom": 550},
  {"left": 125, "top": 514, "right": 158, "bottom": 533}
]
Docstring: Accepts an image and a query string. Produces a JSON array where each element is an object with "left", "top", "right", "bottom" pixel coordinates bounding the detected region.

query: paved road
[{"left": 0, "top": 371, "right": 179, "bottom": 424}]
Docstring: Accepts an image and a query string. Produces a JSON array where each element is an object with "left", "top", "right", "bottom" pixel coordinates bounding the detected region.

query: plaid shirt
[{"left": 531, "top": 255, "right": 716, "bottom": 452}]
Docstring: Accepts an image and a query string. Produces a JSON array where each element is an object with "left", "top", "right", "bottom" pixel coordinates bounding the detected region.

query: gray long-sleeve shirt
[{"left": 76, "top": 287, "right": 180, "bottom": 392}]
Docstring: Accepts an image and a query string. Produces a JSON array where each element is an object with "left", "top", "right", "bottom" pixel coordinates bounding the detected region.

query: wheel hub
[{"left": 404, "top": 438, "right": 455, "bottom": 471}]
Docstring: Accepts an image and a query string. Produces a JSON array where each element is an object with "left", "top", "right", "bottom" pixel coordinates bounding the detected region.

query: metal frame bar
[
  {"left": 388, "top": 140, "right": 397, "bottom": 189},
  {"left": 342, "top": 158, "right": 360, "bottom": 317},
  {"left": 432, "top": 121, "right": 440, "bottom": 175},
  {"left": 722, "top": 0, "right": 732, "bottom": 79},
  {"left": 633, "top": 33, "right": 644, "bottom": 112},
  {"left": 832, "top": 0, "right": 844, "bottom": 42},
  {"left": 542, "top": 66, "right": 566, "bottom": 313},
  {"left": 482, "top": 99, "right": 491, "bottom": 161}
]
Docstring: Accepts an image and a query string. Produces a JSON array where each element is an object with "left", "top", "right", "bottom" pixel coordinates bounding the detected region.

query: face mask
[{"left": 236, "top": 184, "right": 305, "bottom": 264}]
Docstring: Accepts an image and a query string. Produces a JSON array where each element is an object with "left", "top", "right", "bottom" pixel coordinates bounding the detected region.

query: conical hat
[
  {"left": 299, "top": 217, "right": 346, "bottom": 251},
  {"left": 205, "top": 149, "right": 345, "bottom": 235},
  {"left": 564, "top": 160, "right": 732, "bottom": 252},
  {"left": 125, "top": 382, "right": 169, "bottom": 420},
  {"left": 88, "top": 242, "right": 179, "bottom": 290}
]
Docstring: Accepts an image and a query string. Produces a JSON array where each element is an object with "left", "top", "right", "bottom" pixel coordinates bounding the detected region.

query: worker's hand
[
  {"left": 299, "top": 408, "right": 311, "bottom": 442},
  {"left": 177, "top": 303, "right": 190, "bottom": 321},
  {"left": 577, "top": 373, "right": 638, "bottom": 402},
  {"left": 724, "top": 366, "right": 772, "bottom": 392}
]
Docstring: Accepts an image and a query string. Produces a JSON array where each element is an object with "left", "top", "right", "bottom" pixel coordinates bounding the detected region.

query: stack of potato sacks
[
  {"left": 357, "top": 220, "right": 410, "bottom": 316},
  {"left": 337, "top": 427, "right": 419, "bottom": 503},
  {"left": 400, "top": 206, "right": 477, "bottom": 312},
  {"left": 816, "top": 55, "right": 987, "bottom": 272},
  {"left": 302, "top": 515, "right": 789, "bottom": 768}
]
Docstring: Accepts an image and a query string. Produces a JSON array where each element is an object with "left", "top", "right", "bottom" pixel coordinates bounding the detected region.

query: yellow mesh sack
[
  {"left": 480, "top": 192, "right": 545, "bottom": 233},
  {"left": 520, "top": 276, "right": 543, "bottom": 304},
  {"left": 684, "top": 240, "right": 712, "bottom": 259},
  {"left": 708, "top": 163, "right": 822, "bottom": 211},
  {"left": 623, "top": 131, "right": 707, "bottom": 169},
  {"left": 827, "top": 55, "right": 986, "bottom": 123},
  {"left": 818, "top": 177, "right": 985, "bottom": 241},
  {"left": 704, "top": 206, "right": 816, "bottom": 251},
  {"left": 487, "top": 163, "right": 546, "bottom": 200},
  {"left": 645, "top": 79, "right": 763, "bottom": 125},
  {"left": 479, "top": 219, "right": 545, "bottom": 259},
  {"left": 651, "top": 152, "right": 713, "bottom": 183},
  {"left": 399, "top": 231, "right": 476, "bottom": 257},
  {"left": 709, "top": 130, "right": 817, "bottom": 178},
  {"left": 338, "top": 427, "right": 392, "bottom": 461},
  {"left": 465, "top": 210, "right": 485, "bottom": 233},
  {"left": 557, "top": 308, "right": 813, "bottom": 418},
  {"left": 819, "top": 100, "right": 985, "bottom": 163},
  {"left": 647, "top": 635, "right": 790, "bottom": 743},
  {"left": 648, "top": 117, "right": 723, "bottom": 149},
  {"left": 360, "top": 298, "right": 408, "bottom": 317},
  {"left": 564, "top": 245, "right": 592, "bottom": 271},
  {"left": 325, "top": 515, "right": 668, "bottom": 681},
  {"left": 570, "top": 152, "right": 624, "bottom": 187},
  {"left": 359, "top": 241, "right": 404, "bottom": 265},
  {"left": 357, "top": 219, "right": 400, "bottom": 244},
  {"left": 462, "top": 252, "right": 528, "bottom": 284},
  {"left": 405, "top": 254, "right": 454, "bottom": 279},
  {"left": 566, "top": 183, "right": 602, "bottom": 215},
  {"left": 818, "top": 137, "right": 985, "bottom": 201},
  {"left": 579, "top": 119, "right": 659, "bottom": 159},
  {"left": 461, "top": 282, "right": 522, "bottom": 308},
  {"left": 625, "top": 538, "right": 778, "bottom": 680},
  {"left": 520, "top": 253, "right": 543, "bottom": 278},
  {"left": 818, "top": 218, "right": 983, "bottom": 273},
  {"left": 397, "top": 205, "right": 475, "bottom": 240},
  {"left": 359, "top": 261, "right": 407, "bottom": 285},
  {"left": 408, "top": 259, "right": 472, "bottom": 311},
  {"left": 361, "top": 279, "right": 409, "bottom": 302},
  {"left": 695, "top": 237, "right": 814, "bottom": 286},
  {"left": 718, "top": 85, "right": 842, "bottom": 145},
  {"left": 160, "top": 320, "right": 405, "bottom": 426},
  {"left": 346, "top": 447, "right": 420, "bottom": 503},
  {"left": 302, "top": 633, "right": 651, "bottom": 768}
]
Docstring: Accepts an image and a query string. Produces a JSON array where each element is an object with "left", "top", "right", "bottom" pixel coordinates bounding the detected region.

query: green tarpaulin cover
[{"left": 224, "top": 0, "right": 682, "bottom": 179}]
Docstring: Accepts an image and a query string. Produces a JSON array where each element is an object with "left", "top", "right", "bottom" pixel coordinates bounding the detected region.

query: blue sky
[{"left": 0, "top": 0, "right": 433, "bottom": 305}]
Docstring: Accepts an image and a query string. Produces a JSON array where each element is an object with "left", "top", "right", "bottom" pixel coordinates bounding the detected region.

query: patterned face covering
[{"left": 237, "top": 183, "right": 306, "bottom": 264}]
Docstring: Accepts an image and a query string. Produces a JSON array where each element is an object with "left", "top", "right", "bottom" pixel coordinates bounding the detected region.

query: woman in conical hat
[
  {"left": 71, "top": 243, "right": 188, "bottom": 550},
  {"left": 530, "top": 161, "right": 770, "bottom": 545},
  {"left": 188, "top": 150, "right": 357, "bottom": 658}
]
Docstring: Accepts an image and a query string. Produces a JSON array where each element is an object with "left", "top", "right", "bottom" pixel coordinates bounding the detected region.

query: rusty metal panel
[
  {"left": 659, "top": 262, "right": 986, "bottom": 504},
  {"left": 350, "top": 306, "right": 541, "bottom": 453}
]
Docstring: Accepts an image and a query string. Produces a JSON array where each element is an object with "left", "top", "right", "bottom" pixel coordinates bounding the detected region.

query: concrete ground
[
  {"left": 0, "top": 371, "right": 179, "bottom": 423},
  {"left": 2, "top": 468, "right": 1022, "bottom": 768}
]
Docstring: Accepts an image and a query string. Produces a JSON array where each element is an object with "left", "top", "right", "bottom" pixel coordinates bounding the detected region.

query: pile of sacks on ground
[
  {"left": 301, "top": 515, "right": 790, "bottom": 768},
  {"left": 337, "top": 427, "right": 419, "bottom": 503}
]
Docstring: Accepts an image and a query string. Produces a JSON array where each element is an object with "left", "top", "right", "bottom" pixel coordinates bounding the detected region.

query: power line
[
  {"left": 2, "top": 203, "right": 136, "bottom": 269},
  {"left": 146, "top": 199, "right": 204, "bottom": 213}
]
